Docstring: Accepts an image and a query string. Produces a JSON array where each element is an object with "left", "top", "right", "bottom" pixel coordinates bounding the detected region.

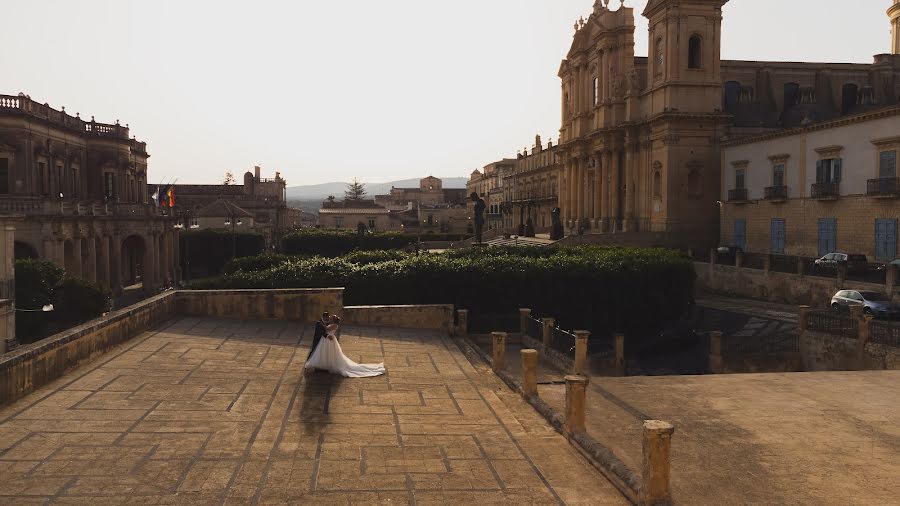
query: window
[
  {"left": 335, "top": 217, "right": 343, "bottom": 228},
  {"left": 734, "top": 219, "right": 747, "bottom": 251},
  {"left": 688, "top": 35, "right": 702, "bottom": 69},
  {"left": 773, "top": 163, "right": 785, "bottom": 187},
  {"left": 653, "top": 170, "right": 662, "bottom": 198},
  {"left": 593, "top": 77, "right": 600, "bottom": 106},
  {"left": 38, "top": 162, "right": 48, "bottom": 195},
  {"left": 368, "top": 218, "right": 376, "bottom": 229},
  {"left": 0, "top": 158, "right": 8, "bottom": 195},
  {"left": 841, "top": 83, "right": 858, "bottom": 115},
  {"left": 816, "top": 158, "right": 842, "bottom": 184},
  {"left": 771, "top": 218, "right": 786, "bottom": 254},
  {"left": 723, "top": 81, "right": 741, "bottom": 112},
  {"left": 880, "top": 151, "right": 897, "bottom": 179},
  {"left": 875, "top": 219, "right": 897, "bottom": 262},
  {"left": 56, "top": 164, "right": 63, "bottom": 197},
  {"left": 70, "top": 168, "right": 79, "bottom": 198},
  {"left": 817, "top": 218, "right": 837, "bottom": 257},
  {"left": 735, "top": 168, "right": 746, "bottom": 189},
  {"left": 104, "top": 172, "right": 115, "bottom": 199}
]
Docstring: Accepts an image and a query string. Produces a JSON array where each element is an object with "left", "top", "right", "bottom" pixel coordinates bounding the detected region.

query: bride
[{"left": 304, "top": 316, "right": 385, "bottom": 378}]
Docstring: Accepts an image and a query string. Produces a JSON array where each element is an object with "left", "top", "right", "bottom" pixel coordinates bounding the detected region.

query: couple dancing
[{"left": 304, "top": 312, "right": 385, "bottom": 378}]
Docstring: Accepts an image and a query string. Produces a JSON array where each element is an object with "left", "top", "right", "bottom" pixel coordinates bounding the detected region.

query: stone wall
[
  {"left": 695, "top": 262, "right": 890, "bottom": 308},
  {"left": 175, "top": 288, "right": 344, "bottom": 322},
  {"left": 0, "top": 291, "right": 177, "bottom": 405},
  {"left": 342, "top": 304, "right": 454, "bottom": 333},
  {"left": 0, "top": 299, "right": 13, "bottom": 354},
  {"left": 801, "top": 331, "right": 900, "bottom": 371}
]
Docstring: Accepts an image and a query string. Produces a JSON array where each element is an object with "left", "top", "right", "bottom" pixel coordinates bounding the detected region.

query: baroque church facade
[{"left": 557, "top": 0, "right": 900, "bottom": 250}]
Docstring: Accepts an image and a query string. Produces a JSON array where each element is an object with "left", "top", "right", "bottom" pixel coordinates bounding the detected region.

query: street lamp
[
  {"left": 174, "top": 211, "right": 199, "bottom": 284},
  {"left": 225, "top": 214, "right": 243, "bottom": 260}
]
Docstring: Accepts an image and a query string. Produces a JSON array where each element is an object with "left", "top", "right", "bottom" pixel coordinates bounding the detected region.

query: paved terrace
[{"left": 0, "top": 317, "right": 627, "bottom": 505}]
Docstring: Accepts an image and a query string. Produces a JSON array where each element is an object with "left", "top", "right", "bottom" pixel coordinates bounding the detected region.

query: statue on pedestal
[
  {"left": 550, "top": 207, "right": 564, "bottom": 241},
  {"left": 470, "top": 192, "right": 486, "bottom": 244}
]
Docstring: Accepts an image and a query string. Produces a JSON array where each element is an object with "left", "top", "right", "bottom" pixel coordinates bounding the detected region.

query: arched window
[
  {"left": 653, "top": 170, "right": 662, "bottom": 198},
  {"left": 688, "top": 35, "right": 702, "bottom": 69},
  {"left": 841, "top": 83, "right": 859, "bottom": 115},
  {"left": 654, "top": 38, "right": 664, "bottom": 77}
]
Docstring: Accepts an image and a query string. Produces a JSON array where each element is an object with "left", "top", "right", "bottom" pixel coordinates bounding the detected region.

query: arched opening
[
  {"left": 688, "top": 35, "right": 702, "bottom": 69},
  {"left": 723, "top": 81, "right": 741, "bottom": 112},
  {"left": 80, "top": 238, "right": 91, "bottom": 280},
  {"left": 841, "top": 83, "right": 859, "bottom": 115},
  {"left": 687, "top": 167, "right": 703, "bottom": 198},
  {"left": 63, "top": 240, "right": 75, "bottom": 274},
  {"left": 14, "top": 241, "right": 39, "bottom": 260},
  {"left": 121, "top": 235, "right": 146, "bottom": 288},
  {"left": 653, "top": 170, "right": 662, "bottom": 199}
]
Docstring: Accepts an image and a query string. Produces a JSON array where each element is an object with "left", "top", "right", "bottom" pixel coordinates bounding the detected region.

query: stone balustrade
[{"left": 0, "top": 94, "right": 131, "bottom": 140}]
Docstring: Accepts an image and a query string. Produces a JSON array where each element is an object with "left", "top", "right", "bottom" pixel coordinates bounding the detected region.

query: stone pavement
[
  {"left": 539, "top": 371, "right": 900, "bottom": 505},
  {"left": 0, "top": 317, "right": 627, "bottom": 505}
]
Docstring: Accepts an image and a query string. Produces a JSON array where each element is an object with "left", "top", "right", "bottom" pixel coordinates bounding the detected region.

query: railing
[
  {"left": 525, "top": 316, "right": 543, "bottom": 341},
  {"left": 869, "top": 321, "right": 900, "bottom": 348},
  {"left": 727, "top": 188, "right": 748, "bottom": 202},
  {"left": 0, "top": 278, "right": 14, "bottom": 300},
  {"left": 0, "top": 94, "right": 131, "bottom": 140},
  {"left": 0, "top": 95, "right": 21, "bottom": 109},
  {"left": 742, "top": 252, "right": 767, "bottom": 270},
  {"left": 549, "top": 326, "right": 577, "bottom": 358},
  {"left": 0, "top": 197, "right": 164, "bottom": 217},
  {"left": 867, "top": 178, "right": 900, "bottom": 197},
  {"left": 723, "top": 332, "right": 800, "bottom": 356},
  {"left": 811, "top": 182, "right": 840, "bottom": 199},
  {"left": 764, "top": 185, "right": 789, "bottom": 200},
  {"left": 806, "top": 311, "right": 858, "bottom": 339},
  {"left": 770, "top": 254, "right": 796, "bottom": 274},
  {"left": 469, "top": 313, "right": 520, "bottom": 333}
]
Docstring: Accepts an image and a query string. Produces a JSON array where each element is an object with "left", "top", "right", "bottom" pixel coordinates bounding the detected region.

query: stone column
[
  {"left": 144, "top": 233, "right": 157, "bottom": 293},
  {"left": 887, "top": 265, "right": 896, "bottom": 295},
  {"left": 85, "top": 235, "right": 97, "bottom": 282},
  {"left": 593, "top": 154, "right": 604, "bottom": 228},
  {"left": 110, "top": 235, "right": 122, "bottom": 296},
  {"left": 574, "top": 330, "right": 590, "bottom": 375},
  {"left": 71, "top": 235, "right": 83, "bottom": 278},
  {"left": 763, "top": 254, "right": 772, "bottom": 274},
  {"left": 574, "top": 158, "right": 584, "bottom": 226},
  {"left": 521, "top": 349, "right": 538, "bottom": 397},
  {"left": 42, "top": 238, "right": 56, "bottom": 266},
  {"left": 567, "top": 161, "right": 575, "bottom": 227},
  {"left": 98, "top": 236, "right": 110, "bottom": 287},
  {"left": 457, "top": 309, "right": 469, "bottom": 338},
  {"left": 611, "top": 149, "right": 621, "bottom": 232},
  {"left": 797, "top": 257, "right": 806, "bottom": 277},
  {"left": 603, "top": 150, "right": 613, "bottom": 232},
  {"left": 541, "top": 317, "right": 555, "bottom": 349},
  {"left": 519, "top": 308, "right": 532, "bottom": 337},
  {"left": 624, "top": 140, "right": 636, "bottom": 232},
  {"left": 798, "top": 306, "right": 810, "bottom": 332},
  {"left": 735, "top": 250, "right": 743, "bottom": 269},
  {"left": 491, "top": 332, "right": 507, "bottom": 372},
  {"left": 709, "top": 331, "right": 723, "bottom": 374},
  {"left": 615, "top": 333, "right": 626, "bottom": 376},
  {"left": 860, "top": 315, "right": 874, "bottom": 344},
  {"left": 565, "top": 375, "right": 588, "bottom": 433},
  {"left": 173, "top": 229, "right": 182, "bottom": 286},
  {"left": 641, "top": 420, "right": 676, "bottom": 506}
]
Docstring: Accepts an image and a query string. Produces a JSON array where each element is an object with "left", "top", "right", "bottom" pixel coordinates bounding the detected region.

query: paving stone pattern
[{"left": 0, "top": 317, "right": 627, "bottom": 505}]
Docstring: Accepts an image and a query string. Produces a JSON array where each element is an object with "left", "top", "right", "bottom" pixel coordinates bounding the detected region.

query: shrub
[
  {"left": 195, "top": 246, "right": 695, "bottom": 340},
  {"left": 341, "top": 250, "right": 410, "bottom": 265},
  {"left": 182, "top": 229, "right": 266, "bottom": 278},
  {"left": 419, "top": 233, "right": 469, "bottom": 242},
  {"left": 54, "top": 278, "right": 111, "bottom": 324},
  {"left": 14, "top": 259, "right": 65, "bottom": 339},
  {"left": 282, "top": 230, "right": 417, "bottom": 257},
  {"left": 224, "top": 254, "right": 294, "bottom": 275}
]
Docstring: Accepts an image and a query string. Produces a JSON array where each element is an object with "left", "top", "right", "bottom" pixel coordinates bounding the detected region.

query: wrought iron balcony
[
  {"left": 867, "top": 178, "right": 900, "bottom": 197},
  {"left": 727, "top": 188, "right": 748, "bottom": 202},
  {"left": 764, "top": 185, "right": 789, "bottom": 201},
  {"left": 811, "top": 182, "right": 840, "bottom": 200}
]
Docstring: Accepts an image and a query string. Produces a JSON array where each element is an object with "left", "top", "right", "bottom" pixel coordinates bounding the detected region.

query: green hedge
[
  {"left": 419, "top": 233, "right": 469, "bottom": 242},
  {"left": 54, "top": 278, "right": 111, "bottom": 324},
  {"left": 282, "top": 230, "right": 417, "bottom": 257},
  {"left": 192, "top": 246, "right": 695, "bottom": 338},
  {"left": 181, "top": 229, "right": 266, "bottom": 278}
]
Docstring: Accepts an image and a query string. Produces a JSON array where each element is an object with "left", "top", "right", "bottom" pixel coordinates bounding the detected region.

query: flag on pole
[
  {"left": 167, "top": 185, "right": 175, "bottom": 207},
  {"left": 151, "top": 186, "right": 160, "bottom": 207}
]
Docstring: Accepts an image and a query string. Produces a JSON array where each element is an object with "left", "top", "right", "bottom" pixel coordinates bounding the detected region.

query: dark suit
[{"left": 307, "top": 319, "right": 327, "bottom": 361}]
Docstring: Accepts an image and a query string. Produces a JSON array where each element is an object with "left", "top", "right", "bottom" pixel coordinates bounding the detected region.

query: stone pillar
[
  {"left": 566, "top": 161, "right": 575, "bottom": 227},
  {"left": 849, "top": 304, "right": 864, "bottom": 321},
  {"left": 144, "top": 233, "right": 157, "bottom": 293},
  {"left": 491, "top": 332, "right": 507, "bottom": 372},
  {"left": 887, "top": 265, "right": 896, "bottom": 295},
  {"left": 564, "top": 375, "right": 588, "bottom": 434},
  {"left": 98, "top": 236, "right": 110, "bottom": 288},
  {"left": 615, "top": 333, "right": 626, "bottom": 376},
  {"left": 42, "top": 238, "right": 56, "bottom": 266},
  {"left": 603, "top": 150, "right": 613, "bottom": 232},
  {"left": 594, "top": 153, "right": 604, "bottom": 226},
  {"left": 0, "top": 221, "right": 15, "bottom": 354},
  {"left": 735, "top": 250, "right": 743, "bottom": 269},
  {"left": 624, "top": 141, "right": 635, "bottom": 232},
  {"left": 798, "top": 306, "right": 811, "bottom": 332},
  {"left": 611, "top": 149, "right": 621, "bottom": 232},
  {"left": 173, "top": 229, "right": 182, "bottom": 286},
  {"left": 709, "top": 331, "right": 723, "bottom": 374},
  {"left": 641, "top": 420, "right": 676, "bottom": 506},
  {"left": 110, "top": 235, "right": 122, "bottom": 296},
  {"left": 860, "top": 315, "right": 874, "bottom": 344},
  {"left": 542, "top": 317, "right": 555, "bottom": 349},
  {"left": 763, "top": 254, "right": 772, "bottom": 274},
  {"left": 837, "top": 264, "right": 847, "bottom": 289},
  {"left": 519, "top": 308, "right": 532, "bottom": 337},
  {"left": 574, "top": 158, "right": 584, "bottom": 225},
  {"left": 85, "top": 235, "right": 97, "bottom": 282},
  {"left": 574, "top": 330, "right": 590, "bottom": 375},
  {"left": 797, "top": 257, "right": 806, "bottom": 277},
  {"left": 457, "top": 309, "right": 469, "bottom": 338},
  {"left": 521, "top": 349, "right": 539, "bottom": 397},
  {"left": 71, "top": 235, "right": 83, "bottom": 278}
]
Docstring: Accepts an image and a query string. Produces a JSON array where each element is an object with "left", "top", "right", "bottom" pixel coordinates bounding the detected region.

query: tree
[
  {"left": 223, "top": 172, "right": 236, "bottom": 185},
  {"left": 345, "top": 178, "right": 367, "bottom": 201}
]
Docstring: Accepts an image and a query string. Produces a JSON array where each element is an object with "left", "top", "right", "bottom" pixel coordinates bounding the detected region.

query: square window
[
  {"left": 735, "top": 169, "right": 745, "bottom": 189},
  {"left": 880, "top": 150, "right": 897, "bottom": 179},
  {"left": 773, "top": 164, "right": 785, "bottom": 187}
]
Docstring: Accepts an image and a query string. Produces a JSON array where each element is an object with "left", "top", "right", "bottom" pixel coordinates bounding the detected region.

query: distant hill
[{"left": 286, "top": 177, "right": 468, "bottom": 200}]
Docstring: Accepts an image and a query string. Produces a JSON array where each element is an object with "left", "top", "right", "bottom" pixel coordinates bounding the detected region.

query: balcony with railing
[
  {"left": 811, "top": 182, "right": 840, "bottom": 200},
  {"left": 0, "top": 94, "right": 132, "bottom": 141},
  {"left": 867, "top": 178, "right": 900, "bottom": 198},
  {"left": 727, "top": 188, "right": 748, "bottom": 202},
  {"left": 764, "top": 185, "right": 789, "bottom": 201},
  {"left": 0, "top": 197, "right": 166, "bottom": 218}
]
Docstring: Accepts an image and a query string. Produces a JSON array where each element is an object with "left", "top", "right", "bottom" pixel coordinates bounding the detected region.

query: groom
[{"left": 307, "top": 311, "right": 330, "bottom": 365}]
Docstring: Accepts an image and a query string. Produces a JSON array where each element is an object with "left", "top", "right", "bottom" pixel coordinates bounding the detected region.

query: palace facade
[
  {"left": 0, "top": 94, "right": 178, "bottom": 297},
  {"left": 556, "top": 0, "right": 900, "bottom": 250}
]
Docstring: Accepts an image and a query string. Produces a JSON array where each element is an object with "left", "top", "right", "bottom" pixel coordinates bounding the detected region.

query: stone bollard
[
  {"left": 860, "top": 315, "right": 874, "bottom": 344},
  {"left": 519, "top": 308, "right": 532, "bottom": 336},
  {"left": 849, "top": 305, "right": 864, "bottom": 321},
  {"left": 564, "top": 375, "right": 588, "bottom": 433},
  {"left": 763, "top": 254, "right": 772, "bottom": 274},
  {"left": 615, "top": 333, "right": 626, "bottom": 376},
  {"left": 457, "top": 310, "right": 469, "bottom": 338},
  {"left": 735, "top": 250, "right": 743, "bottom": 268},
  {"left": 797, "top": 257, "right": 805, "bottom": 277},
  {"left": 542, "top": 317, "right": 555, "bottom": 349},
  {"left": 641, "top": 420, "right": 676, "bottom": 506},
  {"left": 491, "top": 332, "right": 507, "bottom": 372},
  {"left": 708, "top": 331, "right": 723, "bottom": 374},
  {"left": 574, "top": 330, "right": 591, "bottom": 375},
  {"left": 521, "top": 349, "right": 539, "bottom": 397},
  {"left": 798, "top": 306, "right": 811, "bottom": 332},
  {"left": 709, "top": 248, "right": 717, "bottom": 266}
]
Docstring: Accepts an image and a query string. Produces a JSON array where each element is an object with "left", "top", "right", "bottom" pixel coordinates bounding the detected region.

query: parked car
[
  {"left": 876, "top": 259, "right": 900, "bottom": 272},
  {"left": 815, "top": 253, "right": 869, "bottom": 274},
  {"left": 716, "top": 245, "right": 742, "bottom": 265},
  {"left": 831, "top": 289, "right": 900, "bottom": 319}
]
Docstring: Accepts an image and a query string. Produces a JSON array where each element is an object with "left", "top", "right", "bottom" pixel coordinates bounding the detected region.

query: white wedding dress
[{"left": 305, "top": 329, "right": 385, "bottom": 378}]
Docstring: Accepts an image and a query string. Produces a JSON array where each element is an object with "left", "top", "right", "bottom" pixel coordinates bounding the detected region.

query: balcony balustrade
[
  {"left": 867, "top": 178, "right": 900, "bottom": 197},
  {"left": 727, "top": 188, "right": 748, "bottom": 202},
  {"left": 811, "top": 182, "right": 840, "bottom": 200},
  {"left": 764, "top": 185, "right": 789, "bottom": 201}
]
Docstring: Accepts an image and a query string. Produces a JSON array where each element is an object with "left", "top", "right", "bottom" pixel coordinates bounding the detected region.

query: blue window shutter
[
  {"left": 833, "top": 158, "right": 842, "bottom": 182},
  {"left": 771, "top": 219, "right": 785, "bottom": 254},
  {"left": 818, "top": 218, "right": 836, "bottom": 257},
  {"left": 876, "top": 219, "right": 898, "bottom": 262},
  {"left": 734, "top": 219, "right": 746, "bottom": 251}
]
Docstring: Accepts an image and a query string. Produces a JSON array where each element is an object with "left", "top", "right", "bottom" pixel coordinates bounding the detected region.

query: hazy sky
[{"left": 1, "top": 0, "right": 892, "bottom": 185}]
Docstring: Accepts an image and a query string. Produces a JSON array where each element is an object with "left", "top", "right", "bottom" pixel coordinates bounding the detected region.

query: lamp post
[
  {"left": 224, "top": 212, "right": 243, "bottom": 260},
  {"left": 174, "top": 210, "right": 199, "bottom": 283}
]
